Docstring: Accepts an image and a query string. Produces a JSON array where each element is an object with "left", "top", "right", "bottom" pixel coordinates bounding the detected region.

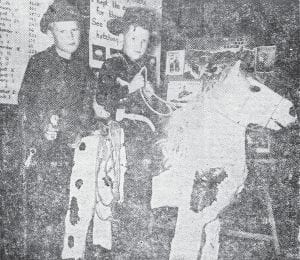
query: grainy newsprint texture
[{"left": 0, "top": 0, "right": 299, "bottom": 259}]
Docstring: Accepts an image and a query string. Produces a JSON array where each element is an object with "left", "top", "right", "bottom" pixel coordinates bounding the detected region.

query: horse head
[{"left": 209, "top": 61, "right": 295, "bottom": 130}]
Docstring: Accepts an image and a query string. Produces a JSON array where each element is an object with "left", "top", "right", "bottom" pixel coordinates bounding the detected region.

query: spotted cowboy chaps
[{"left": 62, "top": 122, "right": 126, "bottom": 259}]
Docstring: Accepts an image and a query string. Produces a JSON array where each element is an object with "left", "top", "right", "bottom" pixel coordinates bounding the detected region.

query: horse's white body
[{"left": 151, "top": 61, "right": 295, "bottom": 260}]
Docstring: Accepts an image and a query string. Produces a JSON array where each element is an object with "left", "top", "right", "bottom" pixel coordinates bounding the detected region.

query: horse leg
[
  {"left": 151, "top": 170, "right": 183, "bottom": 208},
  {"left": 169, "top": 208, "right": 205, "bottom": 260},
  {"left": 169, "top": 205, "right": 223, "bottom": 260},
  {"left": 198, "top": 165, "right": 247, "bottom": 260},
  {"left": 200, "top": 218, "right": 221, "bottom": 260}
]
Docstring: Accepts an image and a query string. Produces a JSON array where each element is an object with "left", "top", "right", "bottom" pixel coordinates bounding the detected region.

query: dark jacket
[
  {"left": 19, "top": 45, "right": 95, "bottom": 149},
  {"left": 96, "top": 52, "right": 156, "bottom": 120}
]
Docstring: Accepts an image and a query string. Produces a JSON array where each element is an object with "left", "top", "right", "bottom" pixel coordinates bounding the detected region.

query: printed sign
[{"left": 0, "top": 0, "right": 54, "bottom": 104}]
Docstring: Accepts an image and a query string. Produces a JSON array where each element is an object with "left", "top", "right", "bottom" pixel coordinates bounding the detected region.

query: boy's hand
[
  {"left": 93, "top": 98, "right": 110, "bottom": 119},
  {"left": 44, "top": 123, "right": 58, "bottom": 141},
  {"left": 128, "top": 73, "right": 145, "bottom": 93},
  {"left": 44, "top": 114, "right": 59, "bottom": 140},
  {"left": 143, "top": 81, "right": 154, "bottom": 98}
]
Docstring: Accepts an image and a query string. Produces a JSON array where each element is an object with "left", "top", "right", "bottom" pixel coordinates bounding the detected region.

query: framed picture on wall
[
  {"left": 92, "top": 45, "right": 106, "bottom": 62},
  {"left": 255, "top": 46, "right": 276, "bottom": 73},
  {"left": 109, "top": 48, "right": 121, "bottom": 58},
  {"left": 166, "top": 50, "right": 185, "bottom": 75}
]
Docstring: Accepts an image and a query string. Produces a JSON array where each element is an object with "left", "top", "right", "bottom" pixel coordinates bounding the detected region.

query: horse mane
[{"left": 160, "top": 59, "right": 248, "bottom": 174}]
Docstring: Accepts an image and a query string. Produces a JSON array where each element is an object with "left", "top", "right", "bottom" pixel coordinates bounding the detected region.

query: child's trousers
[{"left": 62, "top": 124, "right": 126, "bottom": 260}]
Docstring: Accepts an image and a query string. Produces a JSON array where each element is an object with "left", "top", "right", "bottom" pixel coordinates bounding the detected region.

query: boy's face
[
  {"left": 49, "top": 21, "right": 80, "bottom": 55},
  {"left": 122, "top": 25, "right": 150, "bottom": 61}
]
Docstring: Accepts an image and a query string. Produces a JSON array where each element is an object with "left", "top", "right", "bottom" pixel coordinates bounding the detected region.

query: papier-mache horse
[{"left": 151, "top": 61, "right": 295, "bottom": 260}]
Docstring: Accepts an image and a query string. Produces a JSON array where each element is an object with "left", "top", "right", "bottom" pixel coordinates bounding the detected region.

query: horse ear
[{"left": 289, "top": 106, "right": 297, "bottom": 117}]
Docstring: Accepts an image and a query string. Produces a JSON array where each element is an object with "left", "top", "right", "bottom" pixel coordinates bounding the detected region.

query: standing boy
[
  {"left": 95, "top": 6, "right": 162, "bottom": 258},
  {"left": 18, "top": 1, "right": 93, "bottom": 259}
]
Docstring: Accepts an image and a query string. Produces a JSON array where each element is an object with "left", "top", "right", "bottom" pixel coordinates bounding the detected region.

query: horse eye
[
  {"left": 249, "top": 85, "right": 261, "bottom": 92},
  {"left": 289, "top": 106, "right": 296, "bottom": 117}
]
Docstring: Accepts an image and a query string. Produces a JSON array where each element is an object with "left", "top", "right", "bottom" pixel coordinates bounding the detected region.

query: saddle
[{"left": 190, "top": 168, "right": 228, "bottom": 213}]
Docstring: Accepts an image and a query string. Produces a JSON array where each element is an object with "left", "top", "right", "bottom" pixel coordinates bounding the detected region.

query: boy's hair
[{"left": 107, "top": 7, "right": 161, "bottom": 47}]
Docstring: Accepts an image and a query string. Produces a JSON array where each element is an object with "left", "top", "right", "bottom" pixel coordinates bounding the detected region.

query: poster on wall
[
  {"left": 0, "top": 0, "right": 54, "bottom": 105},
  {"left": 166, "top": 50, "right": 185, "bottom": 76},
  {"left": 89, "top": 0, "right": 162, "bottom": 70}
]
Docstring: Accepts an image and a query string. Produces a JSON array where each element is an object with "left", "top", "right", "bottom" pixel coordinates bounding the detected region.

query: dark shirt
[
  {"left": 19, "top": 45, "right": 95, "bottom": 149},
  {"left": 96, "top": 52, "right": 156, "bottom": 120}
]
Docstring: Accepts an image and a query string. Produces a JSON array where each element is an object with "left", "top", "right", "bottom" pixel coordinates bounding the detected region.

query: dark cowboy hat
[
  {"left": 40, "top": 0, "right": 82, "bottom": 33},
  {"left": 107, "top": 7, "right": 161, "bottom": 43}
]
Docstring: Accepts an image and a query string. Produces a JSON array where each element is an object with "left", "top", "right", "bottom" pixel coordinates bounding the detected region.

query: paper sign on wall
[{"left": 0, "top": 0, "right": 54, "bottom": 105}]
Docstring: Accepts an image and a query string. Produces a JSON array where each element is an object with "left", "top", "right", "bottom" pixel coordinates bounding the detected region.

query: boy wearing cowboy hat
[
  {"left": 18, "top": 0, "right": 94, "bottom": 259},
  {"left": 95, "top": 6, "right": 161, "bottom": 120},
  {"left": 94, "top": 6, "right": 162, "bottom": 258}
]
